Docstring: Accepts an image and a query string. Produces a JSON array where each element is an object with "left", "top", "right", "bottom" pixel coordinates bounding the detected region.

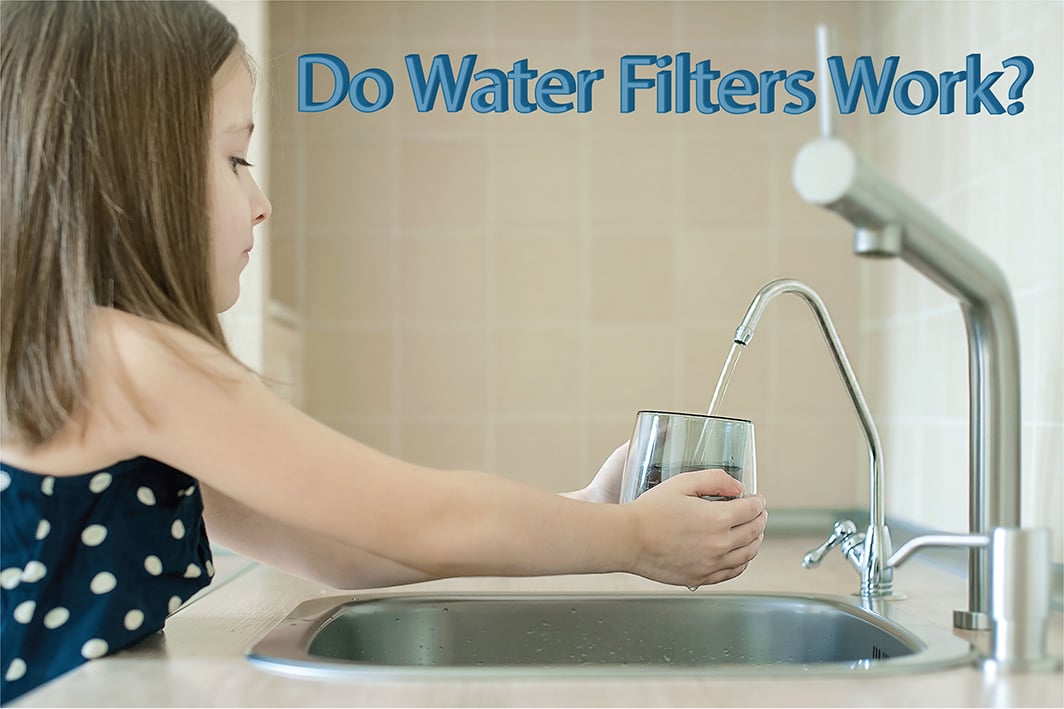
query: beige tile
[
  {"left": 586, "top": 325, "right": 677, "bottom": 417},
  {"left": 493, "top": 422, "right": 583, "bottom": 493},
  {"left": 773, "top": 317, "right": 862, "bottom": 419},
  {"left": 678, "top": 326, "right": 773, "bottom": 421},
  {"left": 304, "top": 140, "right": 392, "bottom": 233},
  {"left": 269, "top": 235, "right": 299, "bottom": 310},
  {"left": 677, "top": 2, "right": 772, "bottom": 44},
  {"left": 302, "top": 1, "right": 396, "bottom": 40},
  {"left": 398, "top": 1, "right": 487, "bottom": 40},
  {"left": 267, "top": 1, "right": 303, "bottom": 44},
  {"left": 494, "top": 327, "right": 581, "bottom": 416},
  {"left": 776, "top": 232, "right": 862, "bottom": 324},
  {"left": 400, "top": 421, "right": 486, "bottom": 471},
  {"left": 303, "top": 328, "right": 395, "bottom": 417},
  {"left": 919, "top": 311, "right": 970, "bottom": 421},
  {"left": 588, "top": 138, "right": 675, "bottom": 227},
  {"left": 493, "top": 2, "right": 582, "bottom": 41},
  {"left": 399, "top": 140, "right": 487, "bottom": 230},
  {"left": 681, "top": 139, "right": 771, "bottom": 230},
  {"left": 305, "top": 236, "right": 393, "bottom": 322},
  {"left": 1030, "top": 426, "right": 1063, "bottom": 562},
  {"left": 265, "top": 138, "right": 300, "bottom": 239},
  {"left": 1036, "top": 146, "right": 1064, "bottom": 287},
  {"left": 882, "top": 422, "right": 924, "bottom": 525},
  {"left": 767, "top": 1, "right": 859, "bottom": 49},
  {"left": 920, "top": 423, "right": 970, "bottom": 533},
  {"left": 676, "top": 229, "right": 773, "bottom": 324},
  {"left": 494, "top": 236, "right": 582, "bottom": 321},
  {"left": 494, "top": 140, "right": 581, "bottom": 227},
  {"left": 400, "top": 329, "right": 488, "bottom": 416},
  {"left": 398, "top": 237, "right": 486, "bottom": 321},
  {"left": 754, "top": 415, "right": 861, "bottom": 509},
  {"left": 1032, "top": 286, "right": 1063, "bottom": 425},
  {"left": 588, "top": 1, "right": 676, "bottom": 43},
  {"left": 589, "top": 235, "right": 674, "bottom": 321}
]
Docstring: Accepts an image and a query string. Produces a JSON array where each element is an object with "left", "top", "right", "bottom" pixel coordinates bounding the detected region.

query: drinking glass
[{"left": 619, "top": 411, "right": 756, "bottom": 504}]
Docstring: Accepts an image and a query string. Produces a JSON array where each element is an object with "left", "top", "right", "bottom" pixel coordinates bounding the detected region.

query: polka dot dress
[{"left": 1, "top": 457, "right": 213, "bottom": 703}]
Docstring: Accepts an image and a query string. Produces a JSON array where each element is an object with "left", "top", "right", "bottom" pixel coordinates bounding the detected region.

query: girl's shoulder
[{"left": 2, "top": 309, "right": 247, "bottom": 477}]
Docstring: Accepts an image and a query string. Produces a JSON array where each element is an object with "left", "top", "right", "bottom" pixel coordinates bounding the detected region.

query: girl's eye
[{"left": 229, "top": 156, "right": 254, "bottom": 172}]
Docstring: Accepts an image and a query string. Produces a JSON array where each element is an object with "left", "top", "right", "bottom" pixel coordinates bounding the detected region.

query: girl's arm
[
  {"left": 200, "top": 483, "right": 435, "bottom": 588},
  {"left": 104, "top": 312, "right": 765, "bottom": 587}
]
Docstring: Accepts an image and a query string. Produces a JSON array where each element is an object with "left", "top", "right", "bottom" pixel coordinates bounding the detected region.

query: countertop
[{"left": 12, "top": 534, "right": 1064, "bottom": 707}]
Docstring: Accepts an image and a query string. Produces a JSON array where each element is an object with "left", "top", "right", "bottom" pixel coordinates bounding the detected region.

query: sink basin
[{"left": 247, "top": 592, "right": 975, "bottom": 678}]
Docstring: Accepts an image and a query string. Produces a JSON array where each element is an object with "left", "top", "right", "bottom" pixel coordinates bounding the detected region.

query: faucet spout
[{"left": 735, "top": 279, "right": 894, "bottom": 597}]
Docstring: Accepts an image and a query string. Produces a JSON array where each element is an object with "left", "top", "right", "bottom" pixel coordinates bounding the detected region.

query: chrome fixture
[
  {"left": 731, "top": 279, "right": 894, "bottom": 598},
  {"left": 888, "top": 527, "right": 1059, "bottom": 672},
  {"left": 791, "top": 24, "right": 1021, "bottom": 631},
  {"left": 731, "top": 279, "right": 1057, "bottom": 672}
]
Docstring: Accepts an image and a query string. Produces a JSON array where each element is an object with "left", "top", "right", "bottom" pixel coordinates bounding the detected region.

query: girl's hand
[
  {"left": 570, "top": 440, "right": 629, "bottom": 504},
  {"left": 623, "top": 468, "right": 767, "bottom": 587}
]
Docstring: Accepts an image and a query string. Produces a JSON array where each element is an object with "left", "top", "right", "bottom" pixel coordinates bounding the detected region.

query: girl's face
[{"left": 209, "top": 53, "right": 271, "bottom": 312}]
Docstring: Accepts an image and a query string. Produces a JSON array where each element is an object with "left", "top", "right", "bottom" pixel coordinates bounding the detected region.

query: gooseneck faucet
[{"left": 731, "top": 279, "right": 895, "bottom": 598}]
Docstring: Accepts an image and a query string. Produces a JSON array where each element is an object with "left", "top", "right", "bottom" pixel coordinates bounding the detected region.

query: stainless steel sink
[{"left": 247, "top": 592, "right": 976, "bottom": 678}]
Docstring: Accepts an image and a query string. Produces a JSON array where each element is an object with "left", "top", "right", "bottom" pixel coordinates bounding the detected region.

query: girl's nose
[{"left": 251, "top": 180, "right": 272, "bottom": 225}]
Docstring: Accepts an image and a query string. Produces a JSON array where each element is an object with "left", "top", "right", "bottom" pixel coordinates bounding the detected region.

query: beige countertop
[{"left": 12, "top": 534, "right": 1064, "bottom": 707}]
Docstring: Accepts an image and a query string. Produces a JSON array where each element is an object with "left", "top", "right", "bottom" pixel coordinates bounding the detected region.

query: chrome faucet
[
  {"left": 732, "top": 278, "right": 1058, "bottom": 672},
  {"left": 730, "top": 279, "right": 895, "bottom": 598},
  {"left": 789, "top": 25, "right": 1022, "bottom": 631}
]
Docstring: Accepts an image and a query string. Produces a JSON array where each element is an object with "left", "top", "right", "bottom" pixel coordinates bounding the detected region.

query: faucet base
[{"left": 954, "top": 609, "right": 991, "bottom": 631}]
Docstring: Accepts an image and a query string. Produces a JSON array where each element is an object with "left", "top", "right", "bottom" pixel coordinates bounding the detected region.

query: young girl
[{"left": 0, "top": 1, "right": 767, "bottom": 701}]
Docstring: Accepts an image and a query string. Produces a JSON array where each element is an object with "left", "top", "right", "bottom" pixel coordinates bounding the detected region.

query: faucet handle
[{"left": 802, "top": 520, "right": 858, "bottom": 569}]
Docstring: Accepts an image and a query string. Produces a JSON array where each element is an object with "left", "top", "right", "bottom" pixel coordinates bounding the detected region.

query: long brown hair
[{"left": 1, "top": 1, "right": 245, "bottom": 447}]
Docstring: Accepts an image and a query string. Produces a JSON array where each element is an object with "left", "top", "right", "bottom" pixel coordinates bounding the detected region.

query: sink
[{"left": 247, "top": 592, "right": 975, "bottom": 678}]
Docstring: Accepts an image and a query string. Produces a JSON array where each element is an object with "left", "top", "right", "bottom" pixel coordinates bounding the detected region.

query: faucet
[
  {"left": 788, "top": 25, "right": 1022, "bottom": 631},
  {"left": 731, "top": 278, "right": 1058, "bottom": 672},
  {"left": 731, "top": 278, "right": 895, "bottom": 598}
]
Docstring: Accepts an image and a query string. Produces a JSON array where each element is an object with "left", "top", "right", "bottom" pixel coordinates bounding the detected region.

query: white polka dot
[
  {"left": 205, "top": 560, "right": 215, "bottom": 578},
  {"left": 43, "top": 607, "right": 69, "bottom": 629},
  {"left": 168, "top": 596, "right": 182, "bottom": 613},
  {"left": 0, "top": 567, "right": 21, "bottom": 590},
  {"left": 81, "top": 524, "right": 107, "bottom": 546},
  {"left": 144, "top": 555, "right": 163, "bottom": 576},
  {"left": 0, "top": 471, "right": 10, "bottom": 493},
  {"left": 183, "top": 564, "right": 201, "bottom": 579},
  {"left": 89, "top": 472, "right": 112, "bottom": 493},
  {"left": 90, "top": 571, "right": 117, "bottom": 594},
  {"left": 20, "top": 561, "right": 46, "bottom": 583},
  {"left": 13, "top": 600, "right": 35, "bottom": 624},
  {"left": 124, "top": 609, "right": 144, "bottom": 631},
  {"left": 5, "top": 658, "right": 26, "bottom": 682},
  {"left": 185, "top": 484, "right": 195, "bottom": 496},
  {"left": 35, "top": 519, "right": 50, "bottom": 540},
  {"left": 81, "top": 638, "right": 108, "bottom": 659},
  {"left": 171, "top": 519, "right": 185, "bottom": 539},
  {"left": 41, "top": 476, "right": 54, "bottom": 495},
  {"left": 136, "top": 486, "right": 156, "bottom": 505}
]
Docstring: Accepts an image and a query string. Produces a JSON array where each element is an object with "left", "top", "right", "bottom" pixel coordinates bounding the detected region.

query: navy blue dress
[{"left": 0, "top": 456, "right": 214, "bottom": 703}]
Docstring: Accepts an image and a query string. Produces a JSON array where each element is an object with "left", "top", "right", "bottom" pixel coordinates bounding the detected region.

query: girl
[{"left": 0, "top": 1, "right": 767, "bottom": 701}]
